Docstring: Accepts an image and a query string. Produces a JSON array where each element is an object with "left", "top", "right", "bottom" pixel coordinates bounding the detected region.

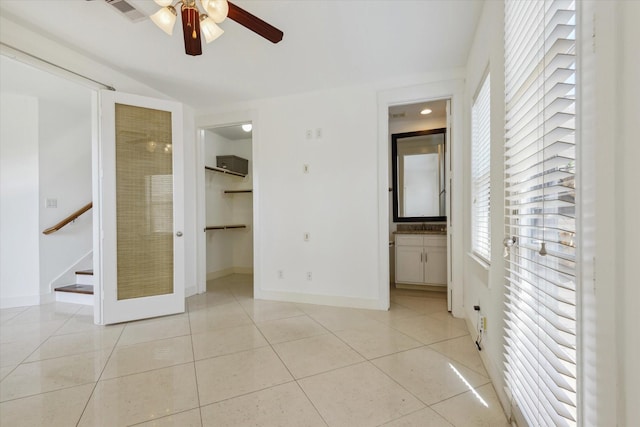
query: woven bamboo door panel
[{"left": 115, "top": 103, "right": 173, "bottom": 300}]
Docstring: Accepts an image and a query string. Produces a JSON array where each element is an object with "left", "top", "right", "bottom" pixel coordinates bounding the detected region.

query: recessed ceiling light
[
  {"left": 420, "top": 108, "right": 433, "bottom": 115},
  {"left": 242, "top": 123, "right": 252, "bottom": 132}
]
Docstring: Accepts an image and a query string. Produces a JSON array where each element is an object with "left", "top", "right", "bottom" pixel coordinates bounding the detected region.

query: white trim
[
  {"left": 0, "top": 42, "right": 114, "bottom": 91},
  {"left": 206, "top": 267, "right": 254, "bottom": 281},
  {"left": 0, "top": 294, "right": 41, "bottom": 309},
  {"left": 377, "top": 78, "right": 465, "bottom": 316},
  {"left": 91, "top": 90, "right": 102, "bottom": 325},
  {"left": 259, "top": 289, "right": 382, "bottom": 310},
  {"left": 185, "top": 285, "right": 197, "bottom": 298}
]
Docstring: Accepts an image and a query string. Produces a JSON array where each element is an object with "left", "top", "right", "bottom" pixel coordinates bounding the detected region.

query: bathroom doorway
[
  {"left": 387, "top": 98, "right": 453, "bottom": 312},
  {"left": 378, "top": 79, "right": 464, "bottom": 317}
]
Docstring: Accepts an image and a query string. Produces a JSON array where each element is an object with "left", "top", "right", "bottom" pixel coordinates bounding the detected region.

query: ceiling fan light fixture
[
  {"left": 154, "top": 0, "right": 173, "bottom": 6},
  {"left": 202, "top": 0, "right": 228, "bottom": 23},
  {"left": 200, "top": 15, "right": 224, "bottom": 43},
  {"left": 150, "top": 6, "right": 178, "bottom": 35}
]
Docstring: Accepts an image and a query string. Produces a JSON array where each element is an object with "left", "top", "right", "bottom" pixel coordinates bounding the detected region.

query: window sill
[{"left": 467, "top": 252, "right": 490, "bottom": 270}]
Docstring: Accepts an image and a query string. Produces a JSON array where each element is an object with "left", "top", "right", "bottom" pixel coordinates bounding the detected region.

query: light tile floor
[{"left": 0, "top": 274, "right": 509, "bottom": 426}]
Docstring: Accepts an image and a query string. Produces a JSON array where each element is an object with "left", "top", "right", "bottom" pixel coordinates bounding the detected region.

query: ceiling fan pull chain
[{"left": 192, "top": 8, "right": 197, "bottom": 39}]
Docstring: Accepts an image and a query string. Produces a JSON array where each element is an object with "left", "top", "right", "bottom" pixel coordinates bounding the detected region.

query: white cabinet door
[
  {"left": 424, "top": 246, "right": 447, "bottom": 285},
  {"left": 395, "top": 246, "right": 424, "bottom": 284}
]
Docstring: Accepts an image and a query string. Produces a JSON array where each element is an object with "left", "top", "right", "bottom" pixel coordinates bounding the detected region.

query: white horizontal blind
[
  {"left": 471, "top": 73, "right": 491, "bottom": 262},
  {"left": 504, "top": 0, "right": 577, "bottom": 426}
]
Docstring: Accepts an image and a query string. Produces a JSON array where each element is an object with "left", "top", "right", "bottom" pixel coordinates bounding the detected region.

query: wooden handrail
[{"left": 42, "top": 202, "right": 92, "bottom": 235}]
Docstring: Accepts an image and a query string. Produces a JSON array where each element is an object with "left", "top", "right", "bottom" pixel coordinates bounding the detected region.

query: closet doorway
[{"left": 202, "top": 123, "right": 254, "bottom": 298}]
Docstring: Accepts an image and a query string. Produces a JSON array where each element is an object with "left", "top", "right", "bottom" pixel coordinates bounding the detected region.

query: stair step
[
  {"left": 54, "top": 284, "right": 94, "bottom": 295},
  {"left": 75, "top": 269, "right": 93, "bottom": 275}
]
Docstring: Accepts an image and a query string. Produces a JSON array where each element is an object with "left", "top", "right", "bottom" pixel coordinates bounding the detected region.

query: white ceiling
[{"left": 0, "top": 0, "right": 483, "bottom": 111}]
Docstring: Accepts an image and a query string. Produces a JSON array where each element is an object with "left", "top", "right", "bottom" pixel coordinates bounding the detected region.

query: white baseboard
[
  {"left": 206, "top": 267, "right": 254, "bottom": 281},
  {"left": 0, "top": 294, "right": 41, "bottom": 309},
  {"left": 464, "top": 314, "right": 513, "bottom": 422},
  {"left": 257, "top": 289, "right": 383, "bottom": 310}
]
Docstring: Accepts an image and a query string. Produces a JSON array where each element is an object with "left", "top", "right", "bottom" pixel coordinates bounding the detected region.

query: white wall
[
  {"left": 204, "top": 131, "right": 253, "bottom": 277},
  {"left": 1, "top": 56, "right": 95, "bottom": 307},
  {"left": 461, "top": 0, "right": 508, "bottom": 412},
  {"left": 253, "top": 86, "right": 380, "bottom": 306},
  {"left": 615, "top": 1, "right": 640, "bottom": 424},
  {"left": 0, "top": 94, "right": 40, "bottom": 308},
  {"left": 38, "top": 79, "right": 92, "bottom": 297}
]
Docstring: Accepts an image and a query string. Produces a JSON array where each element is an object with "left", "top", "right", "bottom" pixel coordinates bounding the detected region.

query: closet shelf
[
  {"left": 204, "top": 224, "right": 247, "bottom": 231},
  {"left": 205, "top": 166, "right": 246, "bottom": 178},
  {"left": 224, "top": 189, "right": 253, "bottom": 194}
]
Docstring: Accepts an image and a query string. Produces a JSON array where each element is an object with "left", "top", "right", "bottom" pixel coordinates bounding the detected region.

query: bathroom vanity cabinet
[{"left": 395, "top": 234, "right": 447, "bottom": 287}]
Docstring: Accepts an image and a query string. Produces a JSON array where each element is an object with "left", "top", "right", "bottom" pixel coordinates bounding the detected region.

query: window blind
[
  {"left": 472, "top": 73, "right": 491, "bottom": 262},
  {"left": 504, "top": 0, "right": 577, "bottom": 426}
]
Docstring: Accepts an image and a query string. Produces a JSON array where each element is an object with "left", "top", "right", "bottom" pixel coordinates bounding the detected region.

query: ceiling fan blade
[{"left": 227, "top": 1, "right": 283, "bottom": 44}]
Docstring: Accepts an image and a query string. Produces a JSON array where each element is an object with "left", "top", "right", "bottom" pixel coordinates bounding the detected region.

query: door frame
[
  {"left": 377, "top": 78, "right": 465, "bottom": 316},
  {"left": 194, "top": 110, "right": 260, "bottom": 297}
]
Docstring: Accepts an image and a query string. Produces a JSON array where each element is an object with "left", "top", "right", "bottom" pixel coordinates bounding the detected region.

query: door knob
[{"left": 176, "top": 231, "right": 183, "bottom": 237}]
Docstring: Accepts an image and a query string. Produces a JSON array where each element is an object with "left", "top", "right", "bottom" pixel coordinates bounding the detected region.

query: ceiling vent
[
  {"left": 389, "top": 112, "right": 406, "bottom": 119},
  {"left": 105, "top": 0, "right": 146, "bottom": 22}
]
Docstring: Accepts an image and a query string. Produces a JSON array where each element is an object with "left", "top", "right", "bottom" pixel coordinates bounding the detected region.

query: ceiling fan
[
  {"left": 96, "top": 0, "right": 283, "bottom": 56},
  {"left": 151, "top": 0, "right": 283, "bottom": 56}
]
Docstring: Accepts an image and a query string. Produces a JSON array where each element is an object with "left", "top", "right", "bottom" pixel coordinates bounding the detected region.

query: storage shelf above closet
[
  {"left": 204, "top": 224, "right": 247, "bottom": 231},
  {"left": 205, "top": 166, "right": 246, "bottom": 178},
  {"left": 223, "top": 190, "right": 253, "bottom": 194}
]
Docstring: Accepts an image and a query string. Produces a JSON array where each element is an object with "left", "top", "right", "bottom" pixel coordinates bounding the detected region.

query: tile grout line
[
  {"left": 220, "top": 280, "right": 331, "bottom": 426},
  {"left": 75, "top": 319, "right": 127, "bottom": 426},
  {"left": 185, "top": 299, "right": 205, "bottom": 427}
]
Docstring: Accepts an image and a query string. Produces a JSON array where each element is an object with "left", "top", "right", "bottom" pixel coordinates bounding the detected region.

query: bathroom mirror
[{"left": 392, "top": 128, "right": 446, "bottom": 222}]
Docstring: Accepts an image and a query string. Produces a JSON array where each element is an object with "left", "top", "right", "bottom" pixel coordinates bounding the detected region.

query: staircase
[{"left": 54, "top": 270, "right": 94, "bottom": 305}]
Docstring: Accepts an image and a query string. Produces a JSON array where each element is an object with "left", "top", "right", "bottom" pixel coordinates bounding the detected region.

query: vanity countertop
[{"left": 393, "top": 230, "right": 446, "bottom": 235}]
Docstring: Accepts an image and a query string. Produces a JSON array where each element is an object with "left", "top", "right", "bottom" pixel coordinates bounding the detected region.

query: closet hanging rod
[
  {"left": 1, "top": 42, "right": 116, "bottom": 91},
  {"left": 204, "top": 225, "right": 247, "bottom": 231}
]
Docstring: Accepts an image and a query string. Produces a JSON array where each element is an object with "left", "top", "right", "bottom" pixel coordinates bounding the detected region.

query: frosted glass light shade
[
  {"left": 154, "top": 0, "right": 172, "bottom": 6},
  {"left": 200, "top": 16, "right": 224, "bottom": 43},
  {"left": 202, "top": 0, "right": 228, "bottom": 23},
  {"left": 242, "top": 123, "right": 252, "bottom": 132},
  {"left": 150, "top": 6, "right": 177, "bottom": 35}
]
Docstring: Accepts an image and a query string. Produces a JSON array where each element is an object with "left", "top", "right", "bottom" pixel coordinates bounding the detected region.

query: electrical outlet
[
  {"left": 479, "top": 315, "right": 487, "bottom": 333},
  {"left": 306, "top": 129, "right": 312, "bottom": 139},
  {"left": 303, "top": 232, "right": 310, "bottom": 242},
  {"left": 306, "top": 272, "right": 312, "bottom": 281},
  {"left": 303, "top": 164, "right": 310, "bottom": 174},
  {"left": 278, "top": 270, "right": 284, "bottom": 279}
]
